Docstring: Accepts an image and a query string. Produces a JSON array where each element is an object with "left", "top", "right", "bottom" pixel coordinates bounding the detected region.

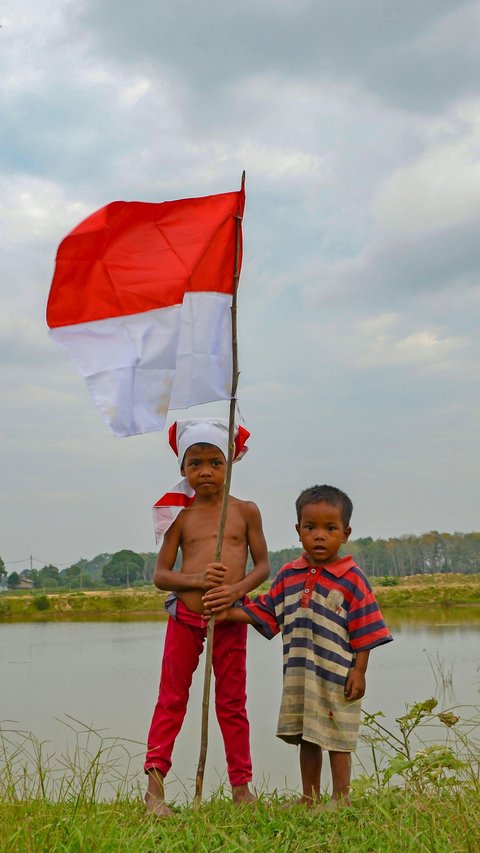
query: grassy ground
[
  {"left": 0, "top": 588, "right": 169, "bottom": 622},
  {"left": 1, "top": 700, "right": 479, "bottom": 852},
  {"left": 1, "top": 573, "right": 480, "bottom": 622},
  {"left": 372, "top": 572, "right": 480, "bottom": 608},
  {"left": 2, "top": 788, "right": 480, "bottom": 853}
]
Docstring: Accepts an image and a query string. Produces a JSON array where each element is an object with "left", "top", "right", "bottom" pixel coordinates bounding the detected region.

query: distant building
[{"left": 17, "top": 576, "right": 34, "bottom": 590}]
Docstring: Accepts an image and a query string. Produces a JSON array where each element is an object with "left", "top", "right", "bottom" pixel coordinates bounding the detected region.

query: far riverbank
[{"left": 1, "top": 572, "right": 480, "bottom": 622}]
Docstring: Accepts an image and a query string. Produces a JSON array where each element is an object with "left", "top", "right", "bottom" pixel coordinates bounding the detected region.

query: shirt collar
[{"left": 291, "top": 553, "right": 357, "bottom": 577}]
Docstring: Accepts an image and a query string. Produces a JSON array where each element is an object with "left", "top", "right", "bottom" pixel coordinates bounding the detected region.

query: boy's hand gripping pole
[{"left": 194, "top": 172, "right": 245, "bottom": 808}]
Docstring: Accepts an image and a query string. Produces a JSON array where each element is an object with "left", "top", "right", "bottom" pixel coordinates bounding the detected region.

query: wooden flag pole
[{"left": 194, "top": 171, "right": 245, "bottom": 808}]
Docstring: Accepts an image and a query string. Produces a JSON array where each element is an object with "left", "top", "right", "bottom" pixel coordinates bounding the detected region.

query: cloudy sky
[{"left": 1, "top": 0, "right": 479, "bottom": 573}]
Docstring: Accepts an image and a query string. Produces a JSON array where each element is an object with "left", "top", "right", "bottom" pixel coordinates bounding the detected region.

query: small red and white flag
[{"left": 46, "top": 187, "right": 245, "bottom": 437}]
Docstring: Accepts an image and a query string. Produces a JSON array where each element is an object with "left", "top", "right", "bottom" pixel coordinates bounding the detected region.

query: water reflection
[{"left": 384, "top": 606, "right": 480, "bottom": 629}]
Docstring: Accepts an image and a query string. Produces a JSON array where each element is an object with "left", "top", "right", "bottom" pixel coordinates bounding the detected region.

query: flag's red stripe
[{"left": 47, "top": 189, "right": 245, "bottom": 328}]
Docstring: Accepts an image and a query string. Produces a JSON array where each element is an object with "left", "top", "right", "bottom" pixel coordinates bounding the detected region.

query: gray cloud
[
  {"left": 1, "top": 0, "right": 479, "bottom": 564},
  {"left": 72, "top": 0, "right": 477, "bottom": 112},
  {"left": 305, "top": 218, "right": 480, "bottom": 310}
]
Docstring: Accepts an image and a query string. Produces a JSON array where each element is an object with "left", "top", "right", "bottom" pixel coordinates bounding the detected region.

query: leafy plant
[
  {"left": 32, "top": 595, "right": 50, "bottom": 611},
  {"left": 359, "top": 698, "right": 479, "bottom": 796},
  {"left": 378, "top": 576, "right": 400, "bottom": 586}
]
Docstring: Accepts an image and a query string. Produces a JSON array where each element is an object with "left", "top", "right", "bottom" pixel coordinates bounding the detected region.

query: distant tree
[
  {"left": 0, "top": 556, "right": 6, "bottom": 582},
  {"left": 61, "top": 554, "right": 111, "bottom": 583},
  {"left": 30, "top": 569, "right": 40, "bottom": 586},
  {"left": 7, "top": 571, "right": 20, "bottom": 589},
  {"left": 61, "top": 564, "right": 79, "bottom": 580},
  {"left": 464, "top": 533, "right": 480, "bottom": 571},
  {"left": 349, "top": 537, "right": 375, "bottom": 574},
  {"left": 140, "top": 552, "right": 157, "bottom": 582},
  {"left": 87, "top": 553, "right": 113, "bottom": 579},
  {"left": 268, "top": 547, "right": 302, "bottom": 576},
  {"left": 35, "top": 565, "right": 60, "bottom": 588},
  {"left": 102, "top": 550, "right": 144, "bottom": 586},
  {"left": 69, "top": 571, "right": 94, "bottom": 590}
]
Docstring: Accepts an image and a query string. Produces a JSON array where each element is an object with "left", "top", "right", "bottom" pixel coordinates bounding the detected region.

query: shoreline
[{"left": 1, "top": 573, "right": 479, "bottom": 622}]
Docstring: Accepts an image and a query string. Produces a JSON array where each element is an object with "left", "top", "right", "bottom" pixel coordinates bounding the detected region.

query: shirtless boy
[{"left": 144, "top": 419, "right": 270, "bottom": 817}]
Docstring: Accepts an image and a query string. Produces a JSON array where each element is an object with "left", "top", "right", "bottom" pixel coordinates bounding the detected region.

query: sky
[{"left": 1, "top": 0, "right": 479, "bottom": 573}]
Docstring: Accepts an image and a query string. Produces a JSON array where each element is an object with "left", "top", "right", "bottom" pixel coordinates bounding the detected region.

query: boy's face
[
  {"left": 295, "top": 501, "right": 351, "bottom": 566},
  {"left": 181, "top": 443, "right": 227, "bottom": 495}
]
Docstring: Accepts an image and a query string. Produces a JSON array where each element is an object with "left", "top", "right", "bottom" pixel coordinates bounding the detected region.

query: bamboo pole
[{"left": 194, "top": 171, "right": 245, "bottom": 808}]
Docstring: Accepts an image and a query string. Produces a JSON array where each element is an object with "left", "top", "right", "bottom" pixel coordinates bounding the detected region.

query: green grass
[
  {"left": 372, "top": 573, "right": 480, "bottom": 609},
  {"left": 1, "top": 700, "right": 479, "bottom": 852},
  {"left": 0, "top": 589, "right": 169, "bottom": 622},
  {"left": 2, "top": 789, "right": 480, "bottom": 853}
]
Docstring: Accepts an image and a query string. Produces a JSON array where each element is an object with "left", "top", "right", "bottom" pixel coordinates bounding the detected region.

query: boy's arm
[
  {"left": 236, "top": 501, "right": 270, "bottom": 596},
  {"left": 202, "top": 501, "right": 270, "bottom": 611},
  {"left": 204, "top": 586, "right": 280, "bottom": 640},
  {"left": 203, "top": 604, "right": 255, "bottom": 624},
  {"left": 344, "top": 650, "right": 370, "bottom": 701},
  {"left": 153, "top": 516, "right": 226, "bottom": 592}
]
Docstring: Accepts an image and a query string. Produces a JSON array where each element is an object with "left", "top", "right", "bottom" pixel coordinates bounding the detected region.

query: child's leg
[
  {"left": 299, "top": 739, "right": 322, "bottom": 803},
  {"left": 329, "top": 751, "right": 351, "bottom": 805},
  {"left": 212, "top": 621, "right": 254, "bottom": 802},
  {"left": 145, "top": 616, "right": 204, "bottom": 781}
]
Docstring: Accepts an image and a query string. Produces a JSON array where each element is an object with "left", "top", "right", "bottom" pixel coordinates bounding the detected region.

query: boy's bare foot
[
  {"left": 145, "top": 769, "right": 174, "bottom": 818},
  {"left": 321, "top": 795, "right": 351, "bottom": 811},
  {"left": 145, "top": 793, "right": 174, "bottom": 818},
  {"left": 281, "top": 795, "right": 317, "bottom": 809},
  {"left": 282, "top": 795, "right": 351, "bottom": 812},
  {"left": 232, "top": 783, "right": 257, "bottom": 805}
]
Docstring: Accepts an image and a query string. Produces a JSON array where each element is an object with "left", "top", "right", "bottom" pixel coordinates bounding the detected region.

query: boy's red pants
[{"left": 144, "top": 600, "right": 252, "bottom": 786}]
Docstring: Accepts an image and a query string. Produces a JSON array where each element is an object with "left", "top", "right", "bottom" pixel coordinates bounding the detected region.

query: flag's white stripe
[
  {"left": 50, "top": 293, "right": 233, "bottom": 437},
  {"left": 170, "top": 292, "right": 233, "bottom": 409}
]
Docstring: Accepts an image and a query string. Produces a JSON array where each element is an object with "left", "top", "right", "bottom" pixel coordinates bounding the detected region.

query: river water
[{"left": 1, "top": 611, "right": 479, "bottom": 802}]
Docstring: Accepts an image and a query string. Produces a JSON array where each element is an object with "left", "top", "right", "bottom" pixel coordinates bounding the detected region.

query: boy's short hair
[{"left": 295, "top": 485, "right": 353, "bottom": 527}]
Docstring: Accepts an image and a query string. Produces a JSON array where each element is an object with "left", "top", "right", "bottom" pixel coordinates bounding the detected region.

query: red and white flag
[{"left": 46, "top": 187, "right": 245, "bottom": 437}]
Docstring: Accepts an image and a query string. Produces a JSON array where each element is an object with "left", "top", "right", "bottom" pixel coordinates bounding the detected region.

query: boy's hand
[
  {"left": 199, "top": 562, "right": 228, "bottom": 590},
  {"left": 202, "top": 584, "right": 238, "bottom": 613},
  {"left": 202, "top": 600, "right": 228, "bottom": 621},
  {"left": 344, "top": 669, "right": 366, "bottom": 701}
]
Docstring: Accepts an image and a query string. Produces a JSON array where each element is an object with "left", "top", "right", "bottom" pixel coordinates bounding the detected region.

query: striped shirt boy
[{"left": 242, "top": 554, "right": 392, "bottom": 752}]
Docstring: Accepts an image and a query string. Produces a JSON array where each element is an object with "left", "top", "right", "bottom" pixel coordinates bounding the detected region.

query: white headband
[{"left": 169, "top": 418, "right": 249, "bottom": 466}]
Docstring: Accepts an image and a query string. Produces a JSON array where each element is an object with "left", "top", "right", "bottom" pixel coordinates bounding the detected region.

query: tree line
[
  {"left": 348, "top": 531, "right": 480, "bottom": 577},
  {"left": 1, "top": 551, "right": 150, "bottom": 591},
  {"left": 2, "top": 531, "right": 480, "bottom": 591},
  {"left": 263, "top": 532, "right": 480, "bottom": 577}
]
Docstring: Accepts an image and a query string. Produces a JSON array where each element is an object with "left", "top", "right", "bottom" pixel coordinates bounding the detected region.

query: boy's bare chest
[{"left": 181, "top": 504, "right": 246, "bottom": 550}]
